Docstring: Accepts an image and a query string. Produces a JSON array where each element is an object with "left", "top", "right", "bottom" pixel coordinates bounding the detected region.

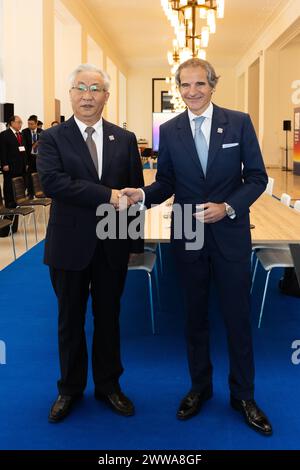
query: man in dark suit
[
  {"left": 37, "top": 64, "right": 144, "bottom": 423},
  {"left": 122, "top": 58, "right": 272, "bottom": 435},
  {"left": 0, "top": 115, "right": 27, "bottom": 210},
  {"left": 22, "top": 115, "right": 42, "bottom": 197}
]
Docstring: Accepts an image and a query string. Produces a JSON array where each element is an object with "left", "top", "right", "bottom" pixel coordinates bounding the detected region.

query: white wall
[
  {"left": 248, "top": 59, "right": 260, "bottom": 135},
  {"left": 213, "top": 66, "right": 236, "bottom": 110},
  {"left": 127, "top": 67, "right": 164, "bottom": 146},
  {"left": 2, "top": 0, "right": 44, "bottom": 123},
  {"left": 87, "top": 35, "right": 103, "bottom": 70},
  {"left": 55, "top": 0, "right": 81, "bottom": 120},
  {"left": 235, "top": 0, "right": 300, "bottom": 166},
  {"left": 106, "top": 57, "right": 117, "bottom": 124},
  {"left": 237, "top": 73, "right": 245, "bottom": 111},
  {"left": 118, "top": 71, "right": 127, "bottom": 128},
  {"left": 279, "top": 41, "right": 300, "bottom": 138}
]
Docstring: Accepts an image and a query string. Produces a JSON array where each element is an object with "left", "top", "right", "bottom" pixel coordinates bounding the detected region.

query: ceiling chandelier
[
  {"left": 161, "top": 0, "right": 225, "bottom": 112},
  {"left": 161, "top": 0, "right": 225, "bottom": 63}
]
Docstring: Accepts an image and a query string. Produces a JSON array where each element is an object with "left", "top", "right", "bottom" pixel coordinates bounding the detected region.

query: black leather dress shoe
[
  {"left": 231, "top": 397, "right": 273, "bottom": 436},
  {"left": 48, "top": 394, "right": 82, "bottom": 423},
  {"left": 177, "top": 389, "right": 212, "bottom": 420},
  {"left": 95, "top": 390, "right": 135, "bottom": 417}
]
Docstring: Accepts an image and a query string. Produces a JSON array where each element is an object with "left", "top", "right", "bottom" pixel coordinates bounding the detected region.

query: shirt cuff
[{"left": 137, "top": 188, "right": 146, "bottom": 209}]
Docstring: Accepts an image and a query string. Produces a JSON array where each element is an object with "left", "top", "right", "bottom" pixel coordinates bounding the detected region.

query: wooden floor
[{"left": 267, "top": 168, "right": 300, "bottom": 202}]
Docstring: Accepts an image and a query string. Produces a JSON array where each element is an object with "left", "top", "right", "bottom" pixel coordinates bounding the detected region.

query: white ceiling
[{"left": 85, "top": 0, "right": 291, "bottom": 68}]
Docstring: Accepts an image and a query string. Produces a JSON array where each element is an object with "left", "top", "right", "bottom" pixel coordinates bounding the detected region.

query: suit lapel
[
  {"left": 206, "top": 104, "right": 228, "bottom": 175},
  {"left": 176, "top": 110, "right": 204, "bottom": 176},
  {"left": 63, "top": 116, "right": 99, "bottom": 181},
  {"left": 101, "top": 119, "right": 116, "bottom": 182}
]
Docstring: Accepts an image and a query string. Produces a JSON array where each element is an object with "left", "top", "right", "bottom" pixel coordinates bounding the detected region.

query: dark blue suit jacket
[
  {"left": 144, "top": 105, "right": 268, "bottom": 262},
  {"left": 37, "top": 116, "right": 144, "bottom": 271}
]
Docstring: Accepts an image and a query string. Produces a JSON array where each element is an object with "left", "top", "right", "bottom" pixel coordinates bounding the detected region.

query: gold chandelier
[
  {"left": 161, "top": 0, "right": 225, "bottom": 63},
  {"left": 161, "top": 1, "right": 225, "bottom": 111}
]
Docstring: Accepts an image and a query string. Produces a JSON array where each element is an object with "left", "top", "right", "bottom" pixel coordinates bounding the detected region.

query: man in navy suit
[
  {"left": 37, "top": 64, "right": 144, "bottom": 423},
  {"left": 122, "top": 59, "right": 272, "bottom": 435}
]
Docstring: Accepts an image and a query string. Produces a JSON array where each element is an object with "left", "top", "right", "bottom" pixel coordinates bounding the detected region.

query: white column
[
  {"left": 118, "top": 71, "right": 127, "bottom": 128},
  {"left": 54, "top": 0, "right": 81, "bottom": 121},
  {"left": 87, "top": 36, "right": 103, "bottom": 70},
  {"left": 106, "top": 57, "right": 118, "bottom": 124}
]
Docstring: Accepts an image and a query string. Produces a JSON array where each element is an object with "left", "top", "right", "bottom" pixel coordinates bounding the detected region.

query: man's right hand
[
  {"left": 2, "top": 165, "right": 9, "bottom": 172},
  {"left": 120, "top": 188, "right": 143, "bottom": 204},
  {"left": 110, "top": 189, "right": 121, "bottom": 208}
]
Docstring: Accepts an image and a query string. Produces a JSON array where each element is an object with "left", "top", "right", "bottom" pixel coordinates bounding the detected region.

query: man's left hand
[{"left": 194, "top": 202, "right": 226, "bottom": 224}]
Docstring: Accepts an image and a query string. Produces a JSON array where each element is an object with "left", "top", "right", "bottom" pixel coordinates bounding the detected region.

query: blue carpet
[{"left": 0, "top": 242, "right": 299, "bottom": 450}]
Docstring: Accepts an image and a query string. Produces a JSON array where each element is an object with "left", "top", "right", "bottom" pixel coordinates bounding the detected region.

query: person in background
[
  {"left": 121, "top": 58, "right": 272, "bottom": 436},
  {"left": 22, "top": 115, "right": 43, "bottom": 197},
  {"left": 51, "top": 120, "right": 60, "bottom": 127},
  {"left": 0, "top": 115, "right": 27, "bottom": 207},
  {"left": 37, "top": 120, "right": 43, "bottom": 130},
  {"left": 0, "top": 115, "right": 27, "bottom": 232}
]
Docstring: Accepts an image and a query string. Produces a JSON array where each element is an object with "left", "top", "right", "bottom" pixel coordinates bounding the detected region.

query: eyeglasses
[{"left": 71, "top": 84, "right": 106, "bottom": 94}]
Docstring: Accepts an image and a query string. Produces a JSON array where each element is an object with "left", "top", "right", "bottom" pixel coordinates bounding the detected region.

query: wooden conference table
[{"left": 143, "top": 169, "right": 300, "bottom": 276}]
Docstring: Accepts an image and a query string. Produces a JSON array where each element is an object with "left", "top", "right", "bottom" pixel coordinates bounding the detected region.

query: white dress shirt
[{"left": 74, "top": 115, "right": 103, "bottom": 179}]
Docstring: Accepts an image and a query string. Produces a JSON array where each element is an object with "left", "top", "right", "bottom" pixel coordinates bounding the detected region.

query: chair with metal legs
[
  {"left": 0, "top": 186, "right": 35, "bottom": 252},
  {"left": 294, "top": 200, "right": 300, "bottom": 212},
  {"left": 264, "top": 176, "right": 274, "bottom": 196},
  {"left": 144, "top": 242, "right": 163, "bottom": 275},
  {"left": 31, "top": 172, "right": 52, "bottom": 230},
  {"left": 127, "top": 252, "right": 160, "bottom": 334},
  {"left": 11, "top": 176, "right": 49, "bottom": 242},
  {"left": 252, "top": 247, "right": 294, "bottom": 328},
  {"left": 251, "top": 192, "right": 293, "bottom": 286},
  {"left": 0, "top": 218, "right": 16, "bottom": 261}
]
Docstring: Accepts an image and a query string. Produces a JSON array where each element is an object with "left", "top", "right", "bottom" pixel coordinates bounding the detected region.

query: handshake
[{"left": 109, "top": 188, "right": 143, "bottom": 210}]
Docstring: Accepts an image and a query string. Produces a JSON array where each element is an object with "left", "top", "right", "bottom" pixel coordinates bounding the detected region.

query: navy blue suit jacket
[
  {"left": 37, "top": 116, "right": 144, "bottom": 271},
  {"left": 144, "top": 105, "right": 268, "bottom": 262}
]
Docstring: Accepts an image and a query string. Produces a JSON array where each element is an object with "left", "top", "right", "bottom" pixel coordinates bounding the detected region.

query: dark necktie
[
  {"left": 16, "top": 132, "right": 22, "bottom": 145},
  {"left": 85, "top": 127, "right": 98, "bottom": 174},
  {"left": 194, "top": 116, "right": 208, "bottom": 176}
]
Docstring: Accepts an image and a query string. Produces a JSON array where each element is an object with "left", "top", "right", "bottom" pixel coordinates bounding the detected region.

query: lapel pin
[
  {"left": 109, "top": 135, "right": 115, "bottom": 141},
  {"left": 217, "top": 128, "right": 223, "bottom": 134}
]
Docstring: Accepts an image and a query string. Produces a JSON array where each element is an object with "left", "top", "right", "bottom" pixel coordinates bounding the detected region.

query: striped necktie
[{"left": 85, "top": 127, "right": 98, "bottom": 174}]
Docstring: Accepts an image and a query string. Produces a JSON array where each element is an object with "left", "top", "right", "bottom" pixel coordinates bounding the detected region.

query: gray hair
[
  {"left": 69, "top": 64, "right": 111, "bottom": 91},
  {"left": 175, "top": 58, "right": 220, "bottom": 89}
]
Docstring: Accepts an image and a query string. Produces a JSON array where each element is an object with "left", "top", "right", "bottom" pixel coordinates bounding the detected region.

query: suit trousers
[
  {"left": 49, "top": 239, "right": 128, "bottom": 396},
  {"left": 176, "top": 226, "right": 255, "bottom": 401}
]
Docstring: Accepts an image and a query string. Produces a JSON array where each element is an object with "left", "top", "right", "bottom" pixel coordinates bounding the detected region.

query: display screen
[{"left": 152, "top": 112, "right": 181, "bottom": 152}]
